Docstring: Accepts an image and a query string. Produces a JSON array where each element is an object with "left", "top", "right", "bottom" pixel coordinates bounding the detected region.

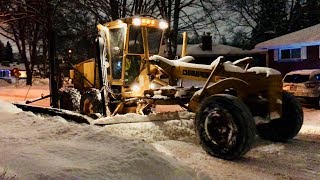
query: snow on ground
[
  {"left": 0, "top": 100, "right": 202, "bottom": 179},
  {"left": 1, "top": 84, "right": 320, "bottom": 179},
  {"left": 0, "top": 79, "right": 50, "bottom": 107},
  {"left": 300, "top": 107, "right": 320, "bottom": 135},
  {"left": 0, "top": 79, "right": 11, "bottom": 87},
  {"left": 95, "top": 112, "right": 196, "bottom": 143}
]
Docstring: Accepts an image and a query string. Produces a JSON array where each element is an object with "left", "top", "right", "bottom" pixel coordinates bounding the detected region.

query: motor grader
[{"left": 56, "top": 16, "right": 303, "bottom": 160}]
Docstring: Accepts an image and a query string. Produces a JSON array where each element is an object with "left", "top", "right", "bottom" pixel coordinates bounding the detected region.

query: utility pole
[{"left": 47, "top": 2, "right": 59, "bottom": 108}]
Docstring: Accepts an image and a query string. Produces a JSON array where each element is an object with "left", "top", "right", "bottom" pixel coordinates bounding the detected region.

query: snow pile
[
  {"left": 102, "top": 120, "right": 196, "bottom": 143},
  {"left": 150, "top": 55, "right": 194, "bottom": 66},
  {"left": 232, "top": 57, "right": 253, "bottom": 65},
  {"left": 150, "top": 55, "right": 223, "bottom": 70},
  {"left": 94, "top": 112, "right": 196, "bottom": 142},
  {"left": 0, "top": 100, "right": 199, "bottom": 179},
  {"left": 222, "top": 61, "right": 245, "bottom": 73},
  {"left": 0, "top": 99, "right": 22, "bottom": 114},
  {"left": 247, "top": 67, "right": 281, "bottom": 77}
]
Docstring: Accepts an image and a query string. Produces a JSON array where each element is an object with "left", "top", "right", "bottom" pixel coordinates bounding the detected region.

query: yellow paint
[{"left": 181, "top": 32, "right": 188, "bottom": 57}]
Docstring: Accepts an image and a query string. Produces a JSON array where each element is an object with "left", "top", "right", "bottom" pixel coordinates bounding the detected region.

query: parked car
[{"left": 283, "top": 69, "right": 320, "bottom": 106}]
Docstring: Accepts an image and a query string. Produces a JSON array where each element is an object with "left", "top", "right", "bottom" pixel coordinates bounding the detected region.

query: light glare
[
  {"left": 133, "top": 18, "right": 141, "bottom": 26},
  {"left": 132, "top": 84, "right": 140, "bottom": 92},
  {"left": 149, "top": 83, "right": 156, "bottom": 89},
  {"left": 159, "top": 21, "right": 168, "bottom": 29}
]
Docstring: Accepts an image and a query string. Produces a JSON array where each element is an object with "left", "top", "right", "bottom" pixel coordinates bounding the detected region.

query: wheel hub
[{"left": 204, "top": 106, "right": 238, "bottom": 148}]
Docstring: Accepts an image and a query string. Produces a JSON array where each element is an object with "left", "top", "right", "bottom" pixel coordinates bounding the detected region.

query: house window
[{"left": 280, "top": 48, "right": 301, "bottom": 60}]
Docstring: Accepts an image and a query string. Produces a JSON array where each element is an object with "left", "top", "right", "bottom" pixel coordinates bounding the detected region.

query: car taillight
[{"left": 305, "top": 82, "right": 319, "bottom": 88}]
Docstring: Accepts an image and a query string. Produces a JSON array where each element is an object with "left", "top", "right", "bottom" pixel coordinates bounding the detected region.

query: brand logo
[{"left": 182, "top": 70, "right": 210, "bottom": 78}]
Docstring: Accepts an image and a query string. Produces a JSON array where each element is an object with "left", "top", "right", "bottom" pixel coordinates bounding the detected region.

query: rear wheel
[
  {"left": 195, "top": 94, "right": 255, "bottom": 160},
  {"left": 59, "top": 88, "right": 81, "bottom": 111},
  {"left": 80, "top": 89, "right": 103, "bottom": 117},
  {"left": 256, "top": 91, "right": 303, "bottom": 142}
]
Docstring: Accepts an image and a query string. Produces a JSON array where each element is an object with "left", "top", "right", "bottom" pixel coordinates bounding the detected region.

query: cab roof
[{"left": 103, "top": 17, "right": 162, "bottom": 28}]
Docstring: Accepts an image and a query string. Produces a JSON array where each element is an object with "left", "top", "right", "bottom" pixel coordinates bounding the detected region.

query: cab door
[{"left": 109, "top": 27, "right": 126, "bottom": 84}]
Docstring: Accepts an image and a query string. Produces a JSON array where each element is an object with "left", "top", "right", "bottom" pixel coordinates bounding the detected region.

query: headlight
[
  {"left": 133, "top": 18, "right": 141, "bottom": 26},
  {"left": 131, "top": 84, "right": 141, "bottom": 92},
  {"left": 149, "top": 83, "right": 156, "bottom": 89},
  {"left": 159, "top": 21, "right": 168, "bottom": 29}
]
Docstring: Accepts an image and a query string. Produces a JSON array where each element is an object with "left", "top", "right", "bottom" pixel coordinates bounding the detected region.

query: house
[
  {"left": 0, "top": 62, "right": 27, "bottom": 79},
  {"left": 176, "top": 43, "right": 266, "bottom": 66},
  {"left": 174, "top": 34, "right": 267, "bottom": 66},
  {"left": 255, "top": 23, "right": 320, "bottom": 75}
]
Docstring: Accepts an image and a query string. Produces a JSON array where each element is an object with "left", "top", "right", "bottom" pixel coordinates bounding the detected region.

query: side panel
[
  {"left": 175, "top": 66, "right": 211, "bottom": 81},
  {"left": 83, "top": 61, "right": 95, "bottom": 88},
  {"left": 188, "top": 78, "right": 250, "bottom": 112}
]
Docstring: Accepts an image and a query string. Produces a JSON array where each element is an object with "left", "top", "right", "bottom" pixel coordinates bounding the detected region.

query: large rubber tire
[
  {"left": 80, "top": 88, "right": 103, "bottom": 116},
  {"left": 195, "top": 94, "right": 256, "bottom": 160},
  {"left": 59, "top": 88, "right": 81, "bottom": 111},
  {"left": 256, "top": 91, "right": 303, "bottom": 142}
]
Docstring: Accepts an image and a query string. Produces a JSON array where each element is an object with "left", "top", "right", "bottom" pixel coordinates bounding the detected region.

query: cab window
[
  {"left": 110, "top": 28, "right": 125, "bottom": 79},
  {"left": 128, "top": 26, "right": 144, "bottom": 54},
  {"left": 148, "top": 28, "right": 162, "bottom": 54}
]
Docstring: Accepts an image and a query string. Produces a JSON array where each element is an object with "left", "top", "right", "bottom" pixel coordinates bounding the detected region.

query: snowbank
[
  {"left": 0, "top": 100, "right": 199, "bottom": 179},
  {"left": 0, "top": 99, "right": 22, "bottom": 114},
  {"left": 95, "top": 112, "right": 196, "bottom": 143}
]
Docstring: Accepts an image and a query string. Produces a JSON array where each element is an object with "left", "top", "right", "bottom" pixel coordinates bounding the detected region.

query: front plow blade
[{"left": 13, "top": 103, "right": 91, "bottom": 124}]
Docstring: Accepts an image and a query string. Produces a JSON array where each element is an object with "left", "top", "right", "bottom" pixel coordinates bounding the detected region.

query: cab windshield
[
  {"left": 148, "top": 28, "right": 162, "bottom": 54},
  {"left": 128, "top": 26, "right": 162, "bottom": 54}
]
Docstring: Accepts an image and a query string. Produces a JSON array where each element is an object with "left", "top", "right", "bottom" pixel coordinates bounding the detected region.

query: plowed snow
[
  {"left": 1, "top": 84, "right": 320, "bottom": 179},
  {"left": 0, "top": 100, "right": 201, "bottom": 179}
]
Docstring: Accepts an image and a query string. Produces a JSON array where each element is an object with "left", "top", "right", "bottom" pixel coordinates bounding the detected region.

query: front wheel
[
  {"left": 256, "top": 91, "right": 303, "bottom": 142},
  {"left": 195, "top": 94, "right": 255, "bottom": 160},
  {"left": 80, "top": 89, "right": 103, "bottom": 117},
  {"left": 59, "top": 88, "right": 81, "bottom": 111}
]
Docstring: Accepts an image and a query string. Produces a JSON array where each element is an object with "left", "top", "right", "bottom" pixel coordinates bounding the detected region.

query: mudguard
[{"left": 188, "top": 77, "right": 250, "bottom": 112}]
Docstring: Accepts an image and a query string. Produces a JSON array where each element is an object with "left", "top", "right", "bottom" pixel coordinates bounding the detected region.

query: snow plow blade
[{"left": 13, "top": 103, "right": 91, "bottom": 124}]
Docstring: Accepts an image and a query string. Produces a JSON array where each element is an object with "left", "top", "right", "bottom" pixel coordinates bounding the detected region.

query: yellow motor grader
[{"left": 55, "top": 16, "right": 303, "bottom": 160}]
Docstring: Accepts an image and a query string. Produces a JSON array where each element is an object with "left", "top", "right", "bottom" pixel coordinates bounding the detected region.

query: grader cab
[{"left": 58, "top": 16, "right": 303, "bottom": 160}]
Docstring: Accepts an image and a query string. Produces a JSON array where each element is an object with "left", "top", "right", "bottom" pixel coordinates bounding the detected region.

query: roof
[
  {"left": 286, "top": 69, "right": 320, "bottom": 75},
  {"left": 255, "top": 24, "right": 320, "bottom": 49},
  {"left": 176, "top": 44, "right": 265, "bottom": 56}
]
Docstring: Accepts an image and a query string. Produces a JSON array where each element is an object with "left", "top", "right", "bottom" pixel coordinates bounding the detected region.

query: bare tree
[
  {"left": 222, "top": 0, "right": 310, "bottom": 47},
  {"left": 0, "top": 0, "right": 41, "bottom": 85}
]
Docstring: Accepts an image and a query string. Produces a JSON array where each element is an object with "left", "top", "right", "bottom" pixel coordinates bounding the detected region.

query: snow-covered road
[{"left": 1, "top": 81, "right": 320, "bottom": 179}]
